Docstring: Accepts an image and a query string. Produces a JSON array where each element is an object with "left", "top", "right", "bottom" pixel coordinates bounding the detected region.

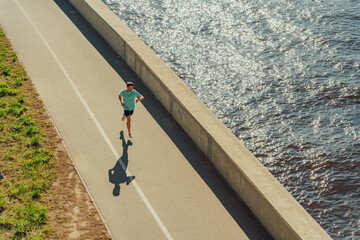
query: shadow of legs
[
  {"left": 113, "top": 184, "right": 120, "bottom": 196},
  {"left": 108, "top": 131, "right": 135, "bottom": 196}
]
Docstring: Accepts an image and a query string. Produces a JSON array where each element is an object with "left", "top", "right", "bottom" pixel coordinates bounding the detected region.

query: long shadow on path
[
  {"left": 53, "top": 1, "right": 273, "bottom": 239},
  {"left": 108, "top": 131, "right": 135, "bottom": 196}
]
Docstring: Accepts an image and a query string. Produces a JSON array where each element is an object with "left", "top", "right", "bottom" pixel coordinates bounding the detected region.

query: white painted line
[{"left": 14, "top": 1, "right": 174, "bottom": 239}]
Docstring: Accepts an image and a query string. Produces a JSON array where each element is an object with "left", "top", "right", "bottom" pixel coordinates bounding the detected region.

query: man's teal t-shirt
[{"left": 119, "top": 89, "right": 141, "bottom": 110}]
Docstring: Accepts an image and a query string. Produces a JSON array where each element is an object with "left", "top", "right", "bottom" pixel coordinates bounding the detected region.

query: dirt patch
[{"left": 44, "top": 142, "right": 111, "bottom": 240}]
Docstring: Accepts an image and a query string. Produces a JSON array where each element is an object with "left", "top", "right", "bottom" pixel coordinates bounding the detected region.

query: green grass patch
[
  {"left": 0, "top": 63, "right": 11, "bottom": 76},
  {"left": 0, "top": 190, "right": 6, "bottom": 211},
  {"left": 0, "top": 82, "right": 18, "bottom": 97},
  {"left": 0, "top": 26, "right": 58, "bottom": 239}
]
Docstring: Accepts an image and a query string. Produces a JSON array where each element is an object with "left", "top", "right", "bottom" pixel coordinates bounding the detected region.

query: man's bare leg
[{"left": 126, "top": 116, "right": 133, "bottom": 137}]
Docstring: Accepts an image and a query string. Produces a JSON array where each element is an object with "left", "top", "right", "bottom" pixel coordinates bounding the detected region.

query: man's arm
[
  {"left": 136, "top": 95, "right": 144, "bottom": 103},
  {"left": 118, "top": 95, "right": 124, "bottom": 106}
]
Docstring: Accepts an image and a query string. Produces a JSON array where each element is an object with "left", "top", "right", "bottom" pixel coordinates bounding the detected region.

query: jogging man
[{"left": 119, "top": 82, "right": 144, "bottom": 138}]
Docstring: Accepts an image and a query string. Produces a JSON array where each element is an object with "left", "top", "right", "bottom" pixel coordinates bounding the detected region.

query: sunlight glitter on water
[{"left": 103, "top": 0, "right": 360, "bottom": 238}]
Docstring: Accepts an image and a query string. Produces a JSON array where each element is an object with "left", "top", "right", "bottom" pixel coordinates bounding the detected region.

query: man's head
[{"left": 126, "top": 82, "right": 134, "bottom": 91}]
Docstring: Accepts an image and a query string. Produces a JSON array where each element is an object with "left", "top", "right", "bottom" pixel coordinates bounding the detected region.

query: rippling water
[{"left": 103, "top": 0, "right": 360, "bottom": 238}]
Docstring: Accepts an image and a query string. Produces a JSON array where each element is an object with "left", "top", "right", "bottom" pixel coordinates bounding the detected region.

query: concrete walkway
[{"left": 0, "top": 0, "right": 272, "bottom": 239}]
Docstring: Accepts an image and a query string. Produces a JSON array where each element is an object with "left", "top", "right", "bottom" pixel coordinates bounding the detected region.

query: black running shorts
[{"left": 124, "top": 110, "right": 134, "bottom": 116}]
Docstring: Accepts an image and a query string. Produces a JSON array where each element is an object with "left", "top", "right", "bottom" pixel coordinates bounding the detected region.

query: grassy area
[{"left": 0, "top": 27, "right": 59, "bottom": 239}]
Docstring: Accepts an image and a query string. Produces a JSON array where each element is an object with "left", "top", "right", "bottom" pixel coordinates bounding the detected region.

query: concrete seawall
[{"left": 68, "top": 0, "right": 332, "bottom": 239}]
